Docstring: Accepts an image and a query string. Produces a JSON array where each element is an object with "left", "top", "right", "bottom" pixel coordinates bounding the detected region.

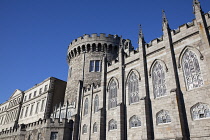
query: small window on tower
[{"left": 89, "top": 60, "right": 101, "bottom": 72}]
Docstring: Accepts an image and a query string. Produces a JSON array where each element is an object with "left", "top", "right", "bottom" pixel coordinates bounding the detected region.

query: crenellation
[{"left": 1, "top": 1, "right": 210, "bottom": 140}]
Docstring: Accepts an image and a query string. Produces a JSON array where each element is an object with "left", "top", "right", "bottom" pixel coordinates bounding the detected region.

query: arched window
[
  {"left": 93, "top": 122, "right": 97, "bottom": 133},
  {"left": 156, "top": 110, "right": 171, "bottom": 125},
  {"left": 109, "top": 80, "right": 117, "bottom": 109},
  {"left": 182, "top": 49, "right": 203, "bottom": 90},
  {"left": 152, "top": 62, "right": 166, "bottom": 98},
  {"left": 108, "top": 119, "right": 117, "bottom": 131},
  {"left": 94, "top": 95, "right": 99, "bottom": 113},
  {"left": 129, "top": 115, "right": 141, "bottom": 128},
  {"left": 128, "top": 72, "right": 139, "bottom": 104},
  {"left": 191, "top": 102, "right": 210, "bottom": 120},
  {"left": 82, "top": 124, "right": 87, "bottom": 134},
  {"left": 84, "top": 98, "right": 88, "bottom": 115}
]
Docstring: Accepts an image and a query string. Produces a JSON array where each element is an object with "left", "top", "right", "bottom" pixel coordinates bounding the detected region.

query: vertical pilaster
[
  {"left": 162, "top": 11, "right": 190, "bottom": 140},
  {"left": 139, "top": 25, "right": 154, "bottom": 140},
  {"left": 73, "top": 80, "right": 83, "bottom": 140},
  {"left": 100, "top": 54, "right": 107, "bottom": 140},
  {"left": 118, "top": 38, "right": 127, "bottom": 140}
]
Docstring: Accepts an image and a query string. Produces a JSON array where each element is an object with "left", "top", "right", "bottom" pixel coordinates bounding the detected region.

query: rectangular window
[
  {"left": 39, "top": 88, "right": 42, "bottom": 94},
  {"left": 44, "top": 85, "right": 48, "bottom": 92},
  {"left": 29, "top": 93, "right": 31, "bottom": 100},
  {"left": 35, "top": 102, "right": 40, "bottom": 114},
  {"left": 24, "top": 96, "right": 27, "bottom": 102},
  {"left": 40, "top": 100, "right": 45, "bottom": 112},
  {"left": 95, "top": 60, "right": 100, "bottom": 72},
  {"left": 25, "top": 106, "right": 29, "bottom": 117},
  {"left": 50, "top": 132, "right": 58, "bottom": 140},
  {"left": 34, "top": 91, "right": 37, "bottom": 97},
  {"left": 20, "top": 108, "right": 24, "bottom": 118},
  {"left": 90, "top": 61, "right": 94, "bottom": 72},
  {"left": 89, "top": 60, "right": 101, "bottom": 72},
  {"left": 30, "top": 104, "right": 34, "bottom": 116}
]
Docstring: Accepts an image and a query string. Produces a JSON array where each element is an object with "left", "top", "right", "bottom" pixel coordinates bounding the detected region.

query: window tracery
[
  {"left": 108, "top": 119, "right": 117, "bottom": 130},
  {"left": 152, "top": 62, "right": 166, "bottom": 98},
  {"left": 191, "top": 103, "right": 210, "bottom": 120},
  {"left": 129, "top": 115, "right": 141, "bottom": 128},
  {"left": 109, "top": 80, "right": 117, "bottom": 109},
  {"left": 156, "top": 110, "right": 171, "bottom": 124},
  {"left": 182, "top": 49, "right": 203, "bottom": 90},
  {"left": 128, "top": 72, "right": 139, "bottom": 104}
]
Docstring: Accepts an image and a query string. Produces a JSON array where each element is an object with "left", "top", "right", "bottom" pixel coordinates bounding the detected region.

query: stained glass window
[
  {"left": 191, "top": 103, "right": 210, "bottom": 120},
  {"left": 182, "top": 49, "right": 203, "bottom": 90},
  {"left": 156, "top": 110, "right": 171, "bottom": 124},
  {"left": 94, "top": 95, "right": 99, "bottom": 113},
  {"left": 109, "top": 80, "right": 117, "bottom": 109},
  {"left": 128, "top": 72, "right": 139, "bottom": 104},
  {"left": 152, "top": 62, "right": 166, "bottom": 98},
  {"left": 108, "top": 119, "right": 117, "bottom": 130},
  {"left": 129, "top": 115, "right": 141, "bottom": 128},
  {"left": 84, "top": 98, "right": 88, "bottom": 115}
]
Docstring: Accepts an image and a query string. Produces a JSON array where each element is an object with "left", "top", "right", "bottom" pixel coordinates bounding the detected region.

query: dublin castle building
[{"left": 0, "top": 0, "right": 210, "bottom": 139}]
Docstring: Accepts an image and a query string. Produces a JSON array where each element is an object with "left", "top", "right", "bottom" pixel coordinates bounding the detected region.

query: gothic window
[
  {"left": 156, "top": 110, "right": 171, "bottom": 125},
  {"left": 82, "top": 124, "right": 87, "bottom": 134},
  {"left": 50, "top": 132, "right": 58, "bottom": 140},
  {"left": 128, "top": 72, "right": 139, "bottom": 104},
  {"left": 94, "top": 95, "right": 99, "bottom": 113},
  {"left": 182, "top": 49, "right": 203, "bottom": 90},
  {"left": 129, "top": 115, "right": 141, "bottom": 128},
  {"left": 108, "top": 80, "right": 117, "bottom": 109},
  {"left": 93, "top": 122, "right": 97, "bottom": 133},
  {"left": 152, "top": 62, "right": 166, "bottom": 98},
  {"left": 108, "top": 119, "right": 117, "bottom": 131},
  {"left": 84, "top": 98, "right": 88, "bottom": 115},
  {"left": 191, "top": 103, "right": 210, "bottom": 120}
]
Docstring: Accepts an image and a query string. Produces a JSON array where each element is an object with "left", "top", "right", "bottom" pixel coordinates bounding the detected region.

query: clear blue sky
[{"left": 0, "top": 0, "right": 210, "bottom": 104}]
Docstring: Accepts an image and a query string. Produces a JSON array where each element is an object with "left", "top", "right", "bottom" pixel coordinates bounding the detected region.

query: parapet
[{"left": 67, "top": 33, "right": 120, "bottom": 62}]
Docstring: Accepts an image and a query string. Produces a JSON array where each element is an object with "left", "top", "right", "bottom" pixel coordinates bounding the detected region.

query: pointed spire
[
  {"left": 162, "top": 10, "right": 168, "bottom": 26},
  {"left": 162, "top": 10, "right": 170, "bottom": 31},
  {"left": 119, "top": 35, "right": 123, "bottom": 49},
  {"left": 138, "top": 24, "right": 145, "bottom": 45},
  {"left": 139, "top": 24, "right": 144, "bottom": 39},
  {"left": 193, "top": 0, "right": 202, "bottom": 14}
]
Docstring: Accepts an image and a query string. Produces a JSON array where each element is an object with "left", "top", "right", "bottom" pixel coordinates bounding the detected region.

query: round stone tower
[{"left": 65, "top": 33, "right": 120, "bottom": 104}]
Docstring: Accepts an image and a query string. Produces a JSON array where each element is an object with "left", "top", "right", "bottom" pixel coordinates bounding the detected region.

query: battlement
[
  {"left": 69, "top": 33, "right": 120, "bottom": 47},
  {"left": 67, "top": 34, "right": 120, "bottom": 62},
  {"left": 0, "top": 118, "right": 71, "bottom": 137}
]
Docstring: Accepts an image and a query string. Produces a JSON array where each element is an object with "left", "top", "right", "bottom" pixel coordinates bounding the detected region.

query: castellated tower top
[{"left": 67, "top": 33, "right": 120, "bottom": 62}]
